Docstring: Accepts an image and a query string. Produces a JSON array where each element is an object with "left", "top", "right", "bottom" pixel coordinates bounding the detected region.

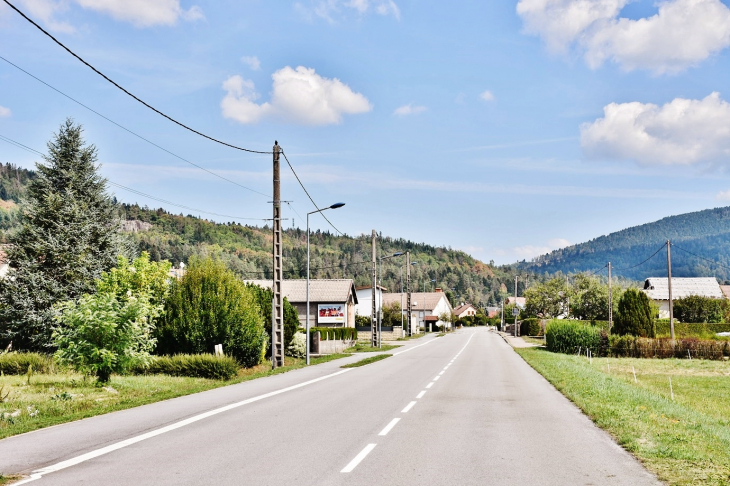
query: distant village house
[{"left": 642, "top": 277, "right": 725, "bottom": 319}]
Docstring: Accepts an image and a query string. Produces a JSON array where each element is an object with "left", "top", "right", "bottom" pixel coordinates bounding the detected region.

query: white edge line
[
  {"left": 378, "top": 418, "right": 401, "bottom": 436},
  {"left": 341, "top": 443, "right": 377, "bottom": 472},
  {"left": 32, "top": 368, "right": 353, "bottom": 477},
  {"left": 416, "top": 390, "right": 426, "bottom": 399},
  {"left": 426, "top": 382, "right": 434, "bottom": 388},
  {"left": 401, "top": 401, "right": 417, "bottom": 413}
]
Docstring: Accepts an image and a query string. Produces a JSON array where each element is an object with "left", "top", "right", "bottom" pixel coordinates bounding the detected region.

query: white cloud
[
  {"left": 16, "top": 0, "right": 75, "bottom": 33},
  {"left": 221, "top": 66, "right": 372, "bottom": 125},
  {"left": 512, "top": 238, "right": 571, "bottom": 260},
  {"left": 393, "top": 103, "right": 426, "bottom": 116},
  {"left": 581, "top": 92, "right": 730, "bottom": 165},
  {"left": 298, "top": 0, "right": 400, "bottom": 22},
  {"left": 74, "top": 0, "right": 204, "bottom": 27},
  {"left": 241, "top": 56, "right": 261, "bottom": 71},
  {"left": 480, "top": 90, "right": 495, "bottom": 101},
  {"left": 516, "top": 0, "right": 730, "bottom": 74},
  {"left": 716, "top": 190, "right": 730, "bottom": 201},
  {"left": 0, "top": 105, "right": 11, "bottom": 118}
]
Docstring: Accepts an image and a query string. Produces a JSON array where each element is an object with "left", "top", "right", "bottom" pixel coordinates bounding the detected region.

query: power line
[
  {"left": 280, "top": 149, "right": 343, "bottom": 236},
  {"left": 0, "top": 55, "right": 270, "bottom": 198},
  {"left": 581, "top": 263, "right": 608, "bottom": 277},
  {"left": 0, "top": 134, "right": 268, "bottom": 222},
  {"left": 612, "top": 243, "right": 667, "bottom": 271},
  {"left": 671, "top": 243, "right": 730, "bottom": 273},
  {"left": 2, "top": 0, "right": 272, "bottom": 155}
]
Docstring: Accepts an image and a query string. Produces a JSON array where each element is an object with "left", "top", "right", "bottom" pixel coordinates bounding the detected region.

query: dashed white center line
[
  {"left": 402, "top": 401, "right": 417, "bottom": 413},
  {"left": 433, "top": 376, "right": 440, "bottom": 381},
  {"left": 416, "top": 390, "right": 427, "bottom": 399},
  {"left": 438, "top": 370, "right": 445, "bottom": 375},
  {"left": 426, "top": 382, "right": 434, "bottom": 388},
  {"left": 341, "top": 444, "right": 377, "bottom": 473},
  {"left": 378, "top": 418, "right": 401, "bottom": 436}
]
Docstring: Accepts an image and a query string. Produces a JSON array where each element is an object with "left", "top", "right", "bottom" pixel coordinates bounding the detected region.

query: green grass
[
  {"left": 0, "top": 353, "right": 350, "bottom": 440},
  {"left": 0, "top": 474, "right": 22, "bottom": 485},
  {"left": 341, "top": 354, "right": 392, "bottom": 368},
  {"left": 517, "top": 347, "right": 730, "bottom": 485},
  {"left": 521, "top": 336, "right": 547, "bottom": 346},
  {"left": 344, "top": 344, "right": 401, "bottom": 353},
  {"left": 396, "top": 333, "right": 427, "bottom": 341}
]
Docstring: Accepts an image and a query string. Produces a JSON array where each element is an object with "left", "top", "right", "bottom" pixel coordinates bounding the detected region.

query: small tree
[
  {"left": 381, "top": 301, "right": 402, "bottom": 328},
  {"left": 524, "top": 278, "right": 567, "bottom": 319},
  {"left": 0, "top": 120, "right": 132, "bottom": 351},
  {"left": 569, "top": 274, "right": 609, "bottom": 321},
  {"left": 157, "top": 258, "right": 266, "bottom": 367},
  {"left": 245, "top": 283, "right": 298, "bottom": 356},
  {"left": 615, "top": 288, "right": 655, "bottom": 337}
]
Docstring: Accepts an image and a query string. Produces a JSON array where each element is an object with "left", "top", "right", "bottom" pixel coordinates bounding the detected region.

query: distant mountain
[{"left": 517, "top": 207, "right": 730, "bottom": 282}]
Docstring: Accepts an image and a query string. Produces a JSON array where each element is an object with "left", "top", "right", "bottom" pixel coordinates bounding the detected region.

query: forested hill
[
  {"left": 517, "top": 207, "right": 730, "bottom": 282},
  {"left": 0, "top": 163, "right": 512, "bottom": 306}
]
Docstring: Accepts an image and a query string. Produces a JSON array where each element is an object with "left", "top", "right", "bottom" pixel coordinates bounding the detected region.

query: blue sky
[{"left": 2, "top": 0, "right": 730, "bottom": 264}]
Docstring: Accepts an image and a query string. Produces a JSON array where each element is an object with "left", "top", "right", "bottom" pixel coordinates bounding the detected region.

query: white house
[
  {"left": 454, "top": 303, "right": 478, "bottom": 318},
  {"left": 382, "top": 288, "right": 454, "bottom": 332},
  {"left": 354, "top": 285, "right": 387, "bottom": 319},
  {"left": 642, "top": 277, "right": 725, "bottom": 319}
]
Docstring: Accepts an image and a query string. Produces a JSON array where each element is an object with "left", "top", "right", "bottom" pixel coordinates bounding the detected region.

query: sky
[{"left": 2, "top": 0, "right": 730, "bottom": 264}]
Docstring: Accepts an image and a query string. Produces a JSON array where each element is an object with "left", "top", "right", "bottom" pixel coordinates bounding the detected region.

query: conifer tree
[{"left": 0, "top": 119, "right": 133, "bottom": 351}]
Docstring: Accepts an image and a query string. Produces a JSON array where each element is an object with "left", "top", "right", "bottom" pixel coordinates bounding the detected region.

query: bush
[
  {"left": 520, "top": 318, "right": 542, "bottom": 336},
  {"left": 607, "top": 335, "right": 730, "bottom": 360},
  {"left": 546, "top": 320, "right": 601, "bottom": 354},
  {"left": 654, "top": 321, "right": 730, "bottom": 338},
  {"left": 156, "top": 257, "right": 267, "bottom": 368},
  {"left": 355, "top": 315, "right": 370, "bottom": 327},
  {"left": 0, "top": 352, "right": 54, "bottom": 374},
  {"left": 246, "top": 284, "right": 299, "bottom": 356},
  {"left": 311, "top": 327, "right": 358, "bottom": 341},
  {"left": 674, "top": 295, "right": 726, "bottom": 323},
  {"left": 615, "top": 289, "right": 655, "bottom": 338},
  {"left": 133, "top": 354, "right": 239, "bottom": 380},
  {"left": 287, "top": 332, "right": 306, "bottom": 358}
]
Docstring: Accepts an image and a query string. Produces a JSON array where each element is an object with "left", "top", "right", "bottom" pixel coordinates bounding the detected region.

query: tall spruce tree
[{"left": 0, "top": 119, "right": 132, "bottom": 351}]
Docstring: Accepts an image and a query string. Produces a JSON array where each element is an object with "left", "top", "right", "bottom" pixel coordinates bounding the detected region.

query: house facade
[
  {"left": 643, "top": 277, "right": 725, "bottom": 319},
  {"left": 454, "top": 303, "right": 478, "bottom": 318},
  {"left": 354, "top": 285, "right": 387, "bottom": 319},
  {"left": 245, "top": 279, "right": 358, "bottom": 328},
  {"left": 382, "top": 288, "right": 454, "bottom": 332}
]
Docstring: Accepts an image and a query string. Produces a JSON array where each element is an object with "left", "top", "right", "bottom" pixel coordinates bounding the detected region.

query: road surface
[{"left": 0, "top": 328, "right": 660, "bottom": 485}]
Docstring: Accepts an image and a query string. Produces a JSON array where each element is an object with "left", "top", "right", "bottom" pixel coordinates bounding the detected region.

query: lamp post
[{"left": 307, "top": 202, "right": 345, "bottom": 365}]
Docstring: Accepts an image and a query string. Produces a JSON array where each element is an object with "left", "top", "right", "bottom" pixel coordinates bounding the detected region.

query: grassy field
[
  {"left": 341, "top": 354, "right": 391, "bottom": 368},
  {"left": 517, "top": 347, "right": 730, "bottom": 485},
  {"left": 345, "top": 343, "right": 401, "bottom": 353},
  {"left": 0, "top": 354, "right": 350, "bottom": 440}
]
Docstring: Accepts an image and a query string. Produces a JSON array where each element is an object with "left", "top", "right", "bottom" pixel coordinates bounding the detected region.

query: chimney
[{"left": 435, "top": 288, "right": 442, "bottom": 293}]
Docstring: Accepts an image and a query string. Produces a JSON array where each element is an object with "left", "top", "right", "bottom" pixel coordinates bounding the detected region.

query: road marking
[
  {"left": 21, "top": 368, "right": 354, "bottom": 483},
  {"left": 341, "top": 444, "right": 377, "bottom": 473},
  {"left": 378, "top": 418, "right": 401, "bottom": 436},
  {"left": 426, "top": 382, "right": 434, "bottom": 388},
  {"left": 438, "top": 370, "right": 445, "bottom": 375},
  {"left": 416, "top": 390, "right": 426, "bottom": 399},
  {"left": 392, "top": 338, "right": 438, "bottom": 356},
  {"left": 402, "top": 401, "right": 417, "bottom": 413},
  {"left": 433, "top": 376, "right": 440, "bottom": 381}
]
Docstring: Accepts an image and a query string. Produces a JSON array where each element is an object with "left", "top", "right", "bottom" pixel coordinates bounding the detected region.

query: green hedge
[
  {"left": 607, "top": 335, "right": 730, "bottom": 360},
  {"left": 520, "top": 318, "right": 542, "bottom": 336},
  {"left": 654, "top": 321, "right": 730, "bottom": 338},
  {"left": 546, "top": 320, "right": 602, "bottom": 354},
  {"left": 311, "top": 327, "right": 358, "bottom": 341},
  {"left": 0, "top": 352, "right": 55, "bottom": 374},
  {"left": 132, "top": 354, "right": 239, "bottom": 380}
]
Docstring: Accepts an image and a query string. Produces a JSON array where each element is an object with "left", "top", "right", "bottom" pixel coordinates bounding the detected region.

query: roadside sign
[{"left": 512, "top": 308, "right": 519, "bottom": 316}]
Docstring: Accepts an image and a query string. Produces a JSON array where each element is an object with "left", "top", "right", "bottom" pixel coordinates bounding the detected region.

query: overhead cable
[
  {"left": 2, "top": 0, "right": 272, "bottom": 155},
  {"left": 671, "top": 243, "right": 730, "bottom": 273},
  {"left": 612, "top": 243, "right": 667, "bottom": 271},
  {"left": 0, "top": 55, "right": 270, "bottom": 198}
]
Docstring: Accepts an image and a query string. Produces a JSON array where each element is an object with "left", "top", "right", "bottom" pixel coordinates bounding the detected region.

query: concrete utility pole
[
  {"left": 271, "top": 142, "right": 284, "bottom": 369},
  {"left": 667, "top": 240, "right": 675, "bottom": 340},
  {"left": 371, "top": 230, "right": 378, "bottom": 347},
  {"left": 608, "top": 262, "right": 612, "bottom": 333},
  {"left": 406, "top": 251, "right": 412, "bottom": 336},
  {"left": 514, "top": 275, "right": 518, "bottom": 338}
]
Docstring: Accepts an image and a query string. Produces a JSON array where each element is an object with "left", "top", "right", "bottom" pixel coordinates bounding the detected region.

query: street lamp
[
  {"left": 377, "top": 251, "right": 404, "bottom": 348},
  {"left": 307, "top": 202, "right": 345, "bottom": 365}
]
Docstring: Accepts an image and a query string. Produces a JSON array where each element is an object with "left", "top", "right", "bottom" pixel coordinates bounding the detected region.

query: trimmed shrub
[
  {"left": 0, "top": 352, "right": 54, "bottom": 374},
  {"left": 654, "top": 321, "right": 730, "bottom": 338},
  {"left": 674, "top": 295, "right": 726, "bottom": 323},
  {"left": 156, "top": 257, "right": 267, "bottom": 368},
  {"left": 546, "top": 320, "right": 601, "bottom": 354},
  {"left": 133, "top": 354, "right": 239, "bottom": 380},
  {"left": 520, "top": 318, "right": 542, "bottom": 336},
  {"left": 607, "top": 335, "right": 730, "bottom": 360},
  {"left": 311, "top": 327, "right": 358, "bottom": 341},
  {"left": 615, "top": 289, "right": 655, "bottom": 338}
]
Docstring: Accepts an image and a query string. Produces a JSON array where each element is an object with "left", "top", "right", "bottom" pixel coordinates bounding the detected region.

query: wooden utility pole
[
  {"left": 608, "top": 262, "right": 612, "bottom": 333},
  {"left": 667, "top": 240, "right": 675, "bottom": 340},
  {"left": 371, "top": 230, "right": 378, "bottom": 347},
  {"left": 271, "top": 142, "right": 284, "bottom": 369},
  {"left": 406, "top": 251, "right": 412, "bottom": 337}
]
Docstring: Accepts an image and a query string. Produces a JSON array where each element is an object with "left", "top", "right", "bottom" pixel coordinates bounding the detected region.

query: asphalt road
[{"left": 1, "top": 329, "right": 661, "bottom": 485}]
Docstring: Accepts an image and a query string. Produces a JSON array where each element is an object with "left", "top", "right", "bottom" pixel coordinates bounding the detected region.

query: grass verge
[
  {"left": 396, "top": 333, "right": 427, "bottom": 341},
  {"left": 516, "top": 347, "right": 730, "bottom": 485},
  {"left": 0, "top": 475, "right": 22, "bottom": 485},
  {"left": 341, "top": 354, "right": 391, "bottom": 368},
  {"left": 0, "top": 353, "right": 350, "bottom": 440},
  {"left": 345, "top": 344, "right": 401, "bottom": 353},
  {"left": 521, "top": 336, "right": 546, "bottom": 347}
]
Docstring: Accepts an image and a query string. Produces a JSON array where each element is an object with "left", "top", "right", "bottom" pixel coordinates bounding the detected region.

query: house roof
[
  {"left": 382, "top": 292, "right": 452, "bottom": 312},
  {"left": 454, "top": 303, "right": 477, "bottom": 315},
  {"left": 245, "top": 279, "right": 358, "bottom": 304},
  {"left": 506, "top": 297, "right": 526, "bottom": 308},
  {"left": 355, "top": 285, "right": 388, "bottom": 292},
  {"left": 643, "top": 277, "right": 724, "bottom": 300}
]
